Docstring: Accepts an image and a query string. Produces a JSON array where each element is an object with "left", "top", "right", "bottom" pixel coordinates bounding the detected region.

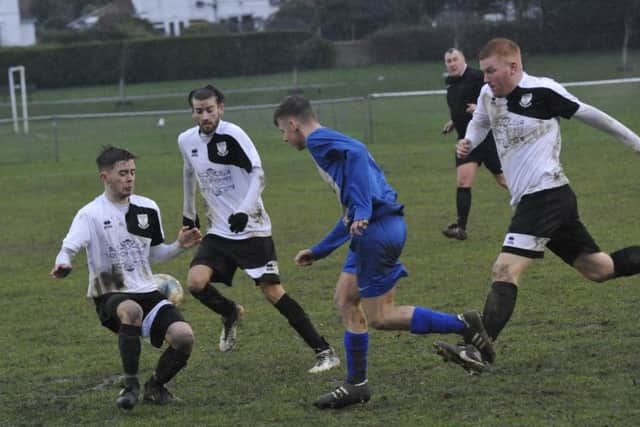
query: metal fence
[{"left": 2, "top": 77, "right": 639, "bottom": 165}]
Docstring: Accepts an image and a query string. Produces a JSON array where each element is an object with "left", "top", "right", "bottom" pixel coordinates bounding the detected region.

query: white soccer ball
[
  {"left": 153, "top": 273, "right": 184, "bottom": 305},
  {"left": 157, "top": 117, "right": 165, "bottom": 128}
]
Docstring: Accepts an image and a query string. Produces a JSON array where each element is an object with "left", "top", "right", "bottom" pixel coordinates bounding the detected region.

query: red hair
[{"left": 479, "top": 38, "right": 521, "bottom": 62}]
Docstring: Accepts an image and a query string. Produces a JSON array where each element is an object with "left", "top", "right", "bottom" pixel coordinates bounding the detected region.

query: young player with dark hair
[
  {"left": 51, "top": 146, "right": 202, "bottom": 410},
  {"left": 179, "top": 85, "right": 340, "bottom": 373},
  {"left": 273, "top": 95, "right": 494, "bottom": 409},
  {"left": 434, "top": 38, "right": 640, "bottom": 371},
  {"left": 441, "top": 48, "right": 507, "bottom": 240}
]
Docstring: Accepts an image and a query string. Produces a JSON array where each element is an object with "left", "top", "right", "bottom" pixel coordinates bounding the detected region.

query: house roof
[{"left": 67, "top": 0, "right": 135, "bottom": 29}]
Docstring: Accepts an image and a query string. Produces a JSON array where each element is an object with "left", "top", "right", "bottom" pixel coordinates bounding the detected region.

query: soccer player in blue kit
[{"left": 273, "top": 95, "right": 494, "bottom": 409}]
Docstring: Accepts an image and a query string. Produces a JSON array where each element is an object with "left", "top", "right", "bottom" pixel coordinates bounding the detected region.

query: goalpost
[{"left": 8, "top": 65, "right": 29, "bottom": 134}]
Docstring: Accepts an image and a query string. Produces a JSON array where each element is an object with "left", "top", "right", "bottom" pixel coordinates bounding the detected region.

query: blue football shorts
[{"left": 342, "top": 214, "right": 408, "bottom": 298}]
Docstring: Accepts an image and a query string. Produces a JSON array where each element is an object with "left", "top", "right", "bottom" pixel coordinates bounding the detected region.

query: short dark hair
[
  {"left": 188, "top": 84, "right": 225, "bottom": 107},
  {"left": 96, "top": 145, "right": 136, "bottom": 171},
  {"left": 273, "top": 95, "right": 316, "bottom": 126}
]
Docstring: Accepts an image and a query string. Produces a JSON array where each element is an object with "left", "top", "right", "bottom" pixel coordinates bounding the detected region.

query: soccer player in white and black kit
[
  {"left": 51, "top": 146, "right": 202, "bottom": 410},
  {"left": 441, "top": 48, "right": 507, "bottom": 241},
  {"left": 179, "top": 85, "right": 340, "bottom": 373},
  {"left": 434, "top": 38, "right": 640, "bottom": 371}
]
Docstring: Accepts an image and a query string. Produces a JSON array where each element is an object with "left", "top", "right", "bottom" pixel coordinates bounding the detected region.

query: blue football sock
[
  {"left": 410, "top": 307, "right": 465, "bottom": 335},
  {"left": 344, "top": 331, "right": 368, "bottom": 385}
]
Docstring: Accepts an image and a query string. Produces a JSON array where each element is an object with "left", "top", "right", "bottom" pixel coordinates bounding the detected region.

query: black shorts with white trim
[
  {"left": 501, "top": 185, "right": 600, "bottom": 265},
  {"left": 190, "top": 234, "right": 280, "bottom": 286},
  {"left": 94, "top": 291, "right": 184, "bottom": 348}
]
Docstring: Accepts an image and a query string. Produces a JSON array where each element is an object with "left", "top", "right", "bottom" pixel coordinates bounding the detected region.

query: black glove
[
  {"left": 53, "top": 266, "right": 72, "bottom": 278},
  {"left": 182, "top": 215, "right": 200, "bottom": 229},
  {"left": 228, "top": 212, "right": 249, "bottom": 233}
]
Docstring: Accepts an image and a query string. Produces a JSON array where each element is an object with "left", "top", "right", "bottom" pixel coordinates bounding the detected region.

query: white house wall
[
  {"left": 0, "top": 0, "right": 35, "bottom": 46},
  {"left": 19, "top": 19, "right": 35, "bottom": 45},
  {"left": 216, "top": 0, "right": 279, "bottom": 21},
  {"left": 131, "top": 0, "right": 279, "bottom": 35}
]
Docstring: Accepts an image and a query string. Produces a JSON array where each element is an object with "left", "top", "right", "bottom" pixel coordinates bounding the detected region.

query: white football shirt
[
  {"left": 59, "top": 193, "right": 165, "bottom": 297},
  {"left": 466, "top": 72, "right": 581, "bottom": 205},
  {"left": 178, "top": 120, "right": 272, "bottom": 239}
]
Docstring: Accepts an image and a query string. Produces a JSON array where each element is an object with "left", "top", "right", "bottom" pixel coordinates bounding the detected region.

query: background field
[{"left": 1, "top": 51, "right": 640, "bottom": 426}]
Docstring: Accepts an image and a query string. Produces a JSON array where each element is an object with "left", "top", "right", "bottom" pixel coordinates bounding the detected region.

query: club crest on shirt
[
  {"left": 519, "top": 93, "right": 533, "bottom": 108},
  {"left": 216, "top": 142, "right": 228, "bottom": 157},
  {"left": 137, "top": 214, "right": 149, "bottom": 230},
  {"left": 191, "top": 148, "right": 198, "bottom": 157}
]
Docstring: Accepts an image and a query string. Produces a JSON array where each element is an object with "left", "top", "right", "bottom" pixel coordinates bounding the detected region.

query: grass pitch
[{"left": 1, "top": 51, "right": 640, "bottom": 426}]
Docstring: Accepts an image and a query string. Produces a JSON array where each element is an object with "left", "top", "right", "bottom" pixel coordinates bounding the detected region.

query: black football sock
[
  {"left": 274, "top": 293, "right": 329, "bottom": 353},
  {"left": 482, "top": 281, "right": 518, "bottom": 341},
  {"left": 610, "top": 246, "right": 640, "bottom": 277},
  {"left": 456, "top": 187, "right": 471, "bottom": 229},
  {"left": 118, "top": 324, "right": 141, "bottom": 377},
  {"left": 152, "top": 347, "right": 191, "bottom": 386},
  {"left": 191, "top": 284, "right": 235, "bottom": 317}
]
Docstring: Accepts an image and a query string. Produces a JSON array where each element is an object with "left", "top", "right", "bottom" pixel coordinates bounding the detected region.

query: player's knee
[
  {"left": 575, "top": 253, "right": 615, "bottom": 283},
  {"left": 457, "top": 177, "right": 473, "bottom": 187},
  {"left": 368, "top": 317, "right": 390, "bottom": 330},
  {"left": 175, "top": 332, "right": 194, "bottom": 354},
  {"left": 169, "top": 324, "right": 195, "bottom": 354},
  {"left": 334, "top": 292, "right": 346, "bottom": 312},
  {"left": 491, "top": 261, "right": 515, "bottom": 282},
  {"left": 187, "top": 269, "right": 209, "bottom": 293},
  {"left": 334, "top": 292, "right": 356, "bottom": 315},
  {"left": 261, "top": 283, "right": 284, "bottom": 304},
  {"left": 368, "top": 318, "right": 383, "bottom": 330},
  {"left": 579, "top": 267, "right": 612, "bottom": 283},
  {"left": 117, "top": 300, "right": 143, "bottom": 325}
]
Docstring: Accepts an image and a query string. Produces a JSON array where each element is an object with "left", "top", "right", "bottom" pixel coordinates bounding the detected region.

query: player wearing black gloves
[{"left": 177, "top": 85, "right": 340, "bottom": 374}]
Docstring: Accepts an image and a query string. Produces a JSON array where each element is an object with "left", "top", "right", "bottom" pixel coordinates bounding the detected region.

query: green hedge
[
  {"left": 367, "top": 21, "right": 640, "bottom": 64},
  {"left": 367, "top": 27, "right": 451, "bottom": 63},
  {"left": 0, "top": 31, "right": 335, "bottom": 89}
]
